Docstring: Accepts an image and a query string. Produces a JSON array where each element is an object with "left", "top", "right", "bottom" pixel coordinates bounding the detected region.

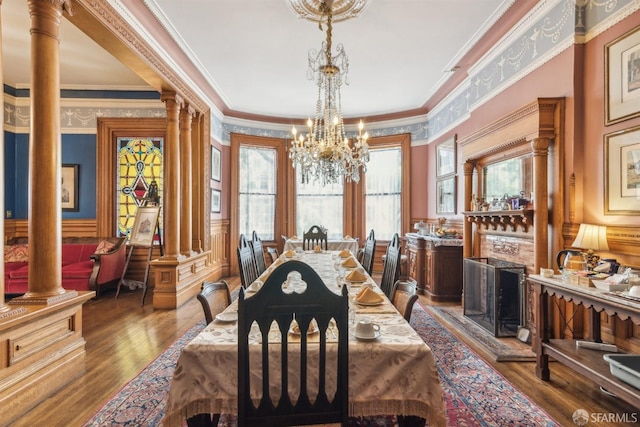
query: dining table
[
  {"left": 162, "top": 251, "right": 446, "bottom": 427},
  {"left": 283, "top": 236, "right": 359, "bottom": 254}
]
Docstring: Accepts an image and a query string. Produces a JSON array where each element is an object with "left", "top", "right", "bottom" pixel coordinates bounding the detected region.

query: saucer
[
  {"left": 215, "top": 311, "right": 238, "bottom": 322},
  {"left": 355, "top": 299, "right": 384, "bottom": 307},
  {"left": 351, "top": 330, "right": 381, "bottom": 341}
]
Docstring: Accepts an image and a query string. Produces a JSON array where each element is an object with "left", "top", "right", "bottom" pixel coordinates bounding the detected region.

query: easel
[{"left": 116, "top": 203, "right": 163, "bottom": 306}]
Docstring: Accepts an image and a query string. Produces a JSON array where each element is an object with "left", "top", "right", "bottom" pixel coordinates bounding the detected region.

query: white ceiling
[{"left": 2, "top": 0, "right": 516, "bottom": 120}]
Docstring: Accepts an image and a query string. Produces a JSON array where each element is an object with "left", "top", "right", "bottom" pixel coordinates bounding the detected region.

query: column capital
[
  {"left": 463, "top": 160, "right": 476, "bottom": 175},
  {"left": 531, "top": 137, "right": 550, "bottom": 154},
  {"left": 161, "top": 91, "right": 185, "bottom": 109}
]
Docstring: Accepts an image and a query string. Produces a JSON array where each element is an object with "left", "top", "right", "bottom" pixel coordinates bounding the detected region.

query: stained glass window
[{"left": 117, "top": 137, "right": 164, "bottom": 240}]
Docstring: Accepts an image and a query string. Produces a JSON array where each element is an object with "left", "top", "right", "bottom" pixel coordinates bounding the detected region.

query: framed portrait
[
  {"left": 436, "top": 176, "right": 456, "bottom": 214},
  {"left": 61, "top": 164, "right": 79, "bottom": 212},
  {"left": 604, "top": 125, "right": 640, "bottom": 214},
  {"left": 605, "top": 25, "right": 640, "bottom": 125},
  {"left": 211, "top": 146, "right": 221, "bottom": 182},
  {"left": 129, "top": 206, "right": 161, "bottom": 247},
  {"left": 211, "top": 189, "right": 221, "bottom": 213},
  {"left": 436, "top": 135, "right": 456, "bottom": 177}
]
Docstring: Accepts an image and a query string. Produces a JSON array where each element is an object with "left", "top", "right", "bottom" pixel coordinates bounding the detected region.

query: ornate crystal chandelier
[{"left": 289, "top": 0, "right": 369, "bottom": 186}]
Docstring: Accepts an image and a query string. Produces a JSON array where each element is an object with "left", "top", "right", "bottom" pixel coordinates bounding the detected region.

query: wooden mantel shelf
[{"left": 463, "top": 209, "right": 533, "bottom": 232}]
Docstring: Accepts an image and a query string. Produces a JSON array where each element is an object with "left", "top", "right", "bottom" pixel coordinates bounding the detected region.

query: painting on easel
[{"left": 129, "top": 206, "right": 160, "bottom": 247}]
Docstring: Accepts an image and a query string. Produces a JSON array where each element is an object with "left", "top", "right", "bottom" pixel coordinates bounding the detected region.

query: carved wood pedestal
[{"left": 404, "top": 233, "right": 463, "bottom": 302}]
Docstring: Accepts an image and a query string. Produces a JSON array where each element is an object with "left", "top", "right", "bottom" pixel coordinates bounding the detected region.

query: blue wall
[{"left": 6, "top": 131, "right": 97, "bottom": 219}]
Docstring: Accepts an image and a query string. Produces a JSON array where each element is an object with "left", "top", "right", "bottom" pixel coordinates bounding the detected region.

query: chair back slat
[
  {"left": 238, "top": 234, "right": 258, "bottom": 288},
  {"left": 380, "top": 233, "right": 401, "bottom": 298},
  {"left": 251, "top": 231, "right": 267, "bottom": 275},
  {"left": 302, "top": 225, "right": 328, "bottom": 251},
  {"left": 238, "top": 260, "right": 349, "bottom": 427},
  {"left": 390, "top": 279, "right": 418, "bottom": 322},
  {"left": 361, "top": 229, "right": 376, "bottom": 275}
]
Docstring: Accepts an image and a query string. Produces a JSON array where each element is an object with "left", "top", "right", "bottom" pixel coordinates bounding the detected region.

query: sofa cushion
[
  {"left": 5, "top": 261, "right": 28, "bottom": 276},
  {"left": 62, "top": 260, "right": 95, "bottom": 279},
  {"left": 8, "top": 264, "right": 29, "bottom": 279},
  {"left": 5, "top": 244, "right": 29, "bottom": 262},
  {"left": 95, "top": 240, "right": 116, "bottom": 254}
]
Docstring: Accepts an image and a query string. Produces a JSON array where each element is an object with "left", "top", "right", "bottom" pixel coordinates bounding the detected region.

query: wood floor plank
[{"left": 10, "top": 275, "right": 639, "bottom": 427}]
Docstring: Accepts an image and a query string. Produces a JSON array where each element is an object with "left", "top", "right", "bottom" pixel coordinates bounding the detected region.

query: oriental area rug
[
  {"left": 424, "top": 305, "right": 537, "bottom": 362},
  {"left": 83, "top": 303, "right": 557, "bottom": 427}
]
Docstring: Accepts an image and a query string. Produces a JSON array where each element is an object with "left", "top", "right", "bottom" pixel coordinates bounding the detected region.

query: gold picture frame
[
  {"left": 129, "top": 206, "right": 160, "bottom": 247},
  {"left": 605, "top": 25, "right": 640, "bottom": 125},
  {"left": 604, "top": 125, "right": 640, "bottom": 214}
]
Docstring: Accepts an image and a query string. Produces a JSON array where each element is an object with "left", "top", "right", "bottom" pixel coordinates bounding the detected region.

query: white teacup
[
  {"left": 540, "top": 268, "right": 554, "bottom": 278},
  {"left": 629, "top": 285, "right": 640, "bottom": 298},
  {"left": 248, "top": 280, "right": 262, "bottom": 292},
  {"left": 355, "top": 319, "right": 380, "bottom": 339}
]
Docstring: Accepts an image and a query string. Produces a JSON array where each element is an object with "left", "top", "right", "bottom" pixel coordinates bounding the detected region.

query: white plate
[
  {"left": 215, "top": 311, "right": 238, "bottom": 322},
  {"left": 351, "top": 330, "right": 381, "bottom": 341},
  {"left": 355, "top": 299, "right": 384, "bottom": 306}
]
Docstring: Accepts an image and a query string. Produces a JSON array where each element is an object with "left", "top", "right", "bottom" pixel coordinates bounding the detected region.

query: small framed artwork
[
  {"left": 211, "top": 189, "right": 221, "bottom": 213},
  {"left": 211, "top": 146, "right": 221, "bottom": 182},
  {"left": 604, "top": 125, "right": 640, "bottom": 214},
  {"left": 436, "top": 176, "right": 456, "bottom": 214},
  {"left": 61, "top": 164, "right": 79, "bottom": 212},
  {"left": 605, "top": 25, "right": 640, "bottom": 125},
  {"left": 129, "top": 206, "right": 160, "bottom": 247},
  {"left": 436, "top": 135, "right": 456, "bottom": 177}
]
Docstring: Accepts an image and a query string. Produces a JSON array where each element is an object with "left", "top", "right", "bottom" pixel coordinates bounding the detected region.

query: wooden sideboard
[
  {"left": 529, "top": 274, "right": 640, "bottom": 409},
  {"left": 404, "top": 233, "right": 463, "bottom": 302}
]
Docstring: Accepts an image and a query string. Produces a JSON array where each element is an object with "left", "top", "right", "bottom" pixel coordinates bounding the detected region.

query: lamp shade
[{"left": 571, "top": 224, "right": 609, "bottom": 251}]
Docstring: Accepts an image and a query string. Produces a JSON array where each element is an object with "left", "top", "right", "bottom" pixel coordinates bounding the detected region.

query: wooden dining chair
[
  {"left": 360, "top": 229, "right": 376, "bottom": 275},
  {"left": 379, "top": 233, "right": 401, "bottom": 298},
  {"left": 196, "top": 280, "right": 232, "bottom": 324},
  {"left": 237, "top": 234, "right": 258, "bottom": 288},
  {"left": 251, "top": 231, "right": 267, "bottom": 276},
  {"left": 302, "top": 225, "right": 328, "bottom": 251},
  {"left": 390, "top": 279, "right": 418, "bottom": 322},
  {"left": 266, "top": 247, "right": 279, "bottom": 264},
  {"left": 237, "top": 260, "right": 349, "bottom": 427}
]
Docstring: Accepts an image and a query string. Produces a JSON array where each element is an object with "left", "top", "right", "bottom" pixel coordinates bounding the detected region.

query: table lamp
[{"left": 571, "top": 224, "right": 609, "bottom": 270}]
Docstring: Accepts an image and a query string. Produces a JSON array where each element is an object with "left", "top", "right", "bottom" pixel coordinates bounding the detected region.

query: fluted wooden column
[
  {"left": 161, "top": 92, "right": 183, "bottom": 258},
  {"left": 463, "top": 161, "right": 475, "bottom": 258},
  {"left": 180, "top": 104, "right": 194, "bottom": 256},
  {"left": 532, "top": 137, "right": 550, "bottom": 272},
  {"left": 23, "top": 0, "right": 72, "bottom": 299}
]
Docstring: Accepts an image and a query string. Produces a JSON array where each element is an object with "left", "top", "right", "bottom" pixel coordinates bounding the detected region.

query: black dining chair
[
  {"left": 251, "top": 231, "right": 267, "bottom": 276},
  {"left": 302, "top": 225, "right": 328, "bottom": 251},
  {"left": 379, "top": 233, "right": 401, "bottom": 299},
  {"left": 390, "top": 279, "right": 419, "bottom": 322},
  {"left": 196, "top": 280, "right": 232, "bottom": 324},
  {"left": 237, "top": 234, "right": 258, "bottom": 288},
  {"left": 237, "top": 260, "right": 349, "bottom": 427},
  {"left": 360, "top": 229, "right": 376, "bottom": 275}
]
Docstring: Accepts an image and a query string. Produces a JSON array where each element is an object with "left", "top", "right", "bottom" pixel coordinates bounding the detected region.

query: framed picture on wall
[
  {"left": 61, "top": 164, "right": 79, "bottom": 212},
  {"left": 604, "top": 125, "right": 640, "bottom": 214},
  {"left": 211, "top": 146, "right": 221, "bottom": 182},
  {"left": 605, "top": 25, "right": 640, "bottom": 125},
  {"left": 436, "top": 135, "right": 456, "bottom": 177},
  {"left": 436, "top": 176, "right": 456, "bottom": 214},
  {"left": 211, "top": 189, "right": 221, "bottom": 213}
]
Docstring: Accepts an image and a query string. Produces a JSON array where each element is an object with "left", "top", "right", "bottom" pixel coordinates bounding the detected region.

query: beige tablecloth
[
  {"left": 284, "top": 237, "right": 359, "bottom": 255},
  {"left": 163, "top": 252, "right": 446, "bottom": 427}
]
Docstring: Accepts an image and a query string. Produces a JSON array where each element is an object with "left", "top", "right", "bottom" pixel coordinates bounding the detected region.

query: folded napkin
[
  {"left": 290, "top": 235, "right": 298, "bottom": 240},
  {"left": 341, "top": 257, "right": 358, "bottom": 268},
  {"left": 284, "top": 250, "right": 296, "bottom": 258},
  {"left": 314, "top": 245, "right": 322, "bottom": 253},
  {"left": 346, "top": 269, "right": 367, "bottom": 282},
  {"left": 356, "top": 287, "right": 383, "bottom": 304},
  {"left": 344, "top": 235, "right": 353, "bottom": 240},
  {"left": 338, "top": 249, "right": 352, "bottom": 258}
]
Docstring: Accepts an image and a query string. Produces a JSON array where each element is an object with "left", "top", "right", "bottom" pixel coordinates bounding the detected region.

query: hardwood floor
[{"left": 11, "top": 276, "right": 638, "bottom": 427}]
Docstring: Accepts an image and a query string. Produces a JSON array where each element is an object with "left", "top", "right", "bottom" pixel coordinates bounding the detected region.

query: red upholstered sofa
[{"left": 4, "top": 236, "right": 126, "bottom": 297}]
